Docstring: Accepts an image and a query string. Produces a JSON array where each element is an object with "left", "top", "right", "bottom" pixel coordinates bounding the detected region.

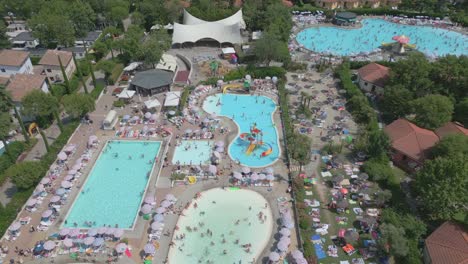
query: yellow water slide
[
  {"left": 246, "top": 143, "right": 256, "bottom": 155},
  {"left": 222, "top": 83, "right": 244, "bottom": 94}
]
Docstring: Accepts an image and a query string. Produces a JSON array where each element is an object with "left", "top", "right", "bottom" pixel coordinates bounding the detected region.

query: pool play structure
[
  {"left": 203, "top": 93, "right": 280, "bottom": 167},
  {"left": 168, "top": 188, "right": 273, "bottom": 263},
  {"left": 63, "top": 140, "right": 161, "bottom": 229},
  {"left": 296, "top": 18, "right": 468, "bottom": 56}
]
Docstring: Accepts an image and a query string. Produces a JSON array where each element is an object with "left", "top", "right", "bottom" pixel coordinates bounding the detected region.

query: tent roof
[
  {"left": 164, "top": 91, "right": 181, "bottom": 107},
  {"left": 183, "top": 9, "right": 245, "bottom": 28},
  {"left": 156, "top": 54, "right": 177, "bottom": 72},
  {"left": 117, "top": 89, "right": 136, "bottom": 99},
  {"left": 144, "top": 98, "right": 161, "bottom": 109},
  {"left": 131, "top": 69, "right": 174, "bottom": 89}
]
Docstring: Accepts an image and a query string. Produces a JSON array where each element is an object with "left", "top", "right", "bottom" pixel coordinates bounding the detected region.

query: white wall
[
  {"left": 0, "top": 58, "right": 33, "bottom": 76},
  {"left": 358, "top": 76, "right": 384, "bottom": 96}
]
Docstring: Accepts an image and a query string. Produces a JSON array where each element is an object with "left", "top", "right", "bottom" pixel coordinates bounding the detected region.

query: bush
[
  {"left": 285, "top": 61, "right": 308, "bottom": 71},
  {"left": 303, "top": 239, "right": 315, "bottom": 258},
  {"left": 299, "top": 217, "right": 311, "bottom": 230},
  {"left": 113, "top": 100, "right": 126, "bottom": 108},
  {"left": 90, "top": 83, "right": 105, "bottom": 99},
  {"left": 109, "top": 63, "right": 124, "bottom": 85},
  {"left": 30, "top": 56, "right": 41, "bottom": 65},
  {"left": 362, "top": 157, "right": 394, "bottom": 182}
]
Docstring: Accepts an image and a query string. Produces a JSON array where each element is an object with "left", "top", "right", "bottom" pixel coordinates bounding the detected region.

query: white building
[
  {"left": 357, "top": 63, "right": 390, "bottom": 96},
  {"left": 38, "top": 50, "right": 76, "bottom": 83},
  {"left": 0, "top": 50, "right": 34, "bottom": 76},
  {"left": 11, "top": 32, "right": 39, "bottom": 50}
]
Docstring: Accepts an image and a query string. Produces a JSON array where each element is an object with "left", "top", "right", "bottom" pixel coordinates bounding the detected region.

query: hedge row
[{"left": 109, "top": 63, "right": 124, "bottom": 85}]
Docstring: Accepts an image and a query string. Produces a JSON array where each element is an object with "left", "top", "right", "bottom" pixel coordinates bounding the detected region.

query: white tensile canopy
[
  {"left": 117, "top": 89, "right": 136, "bottom": 99},
  {"left": 164, "top": 91, "right": 181, "bottom": 107},
  {"left": 144, "top": 98, "right": 161, "bottom": 109}
]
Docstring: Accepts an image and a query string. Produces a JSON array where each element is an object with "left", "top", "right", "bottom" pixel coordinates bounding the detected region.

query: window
[
  {"left": 47, "top": 69, "right": 52, "bottom": 73},
  {"left": 50, "top": 77, "right": 54, "bottom": 81},
  {"left": 364, "top": 82, "right": 368, "bottom": 86},
  {"left": 1, "top": 69, "right": 5, "bottom": 72}
]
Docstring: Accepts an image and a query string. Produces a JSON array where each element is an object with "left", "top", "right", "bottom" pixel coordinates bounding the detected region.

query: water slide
[
  {"left": 222, "top": 83, "right": 244, "bottom": 94},
  {"left": 246, "top": 143, "right": 256, "bottom": 155},
  {"left": 261, "top": 143, "right": 273, "bottom": 157}
]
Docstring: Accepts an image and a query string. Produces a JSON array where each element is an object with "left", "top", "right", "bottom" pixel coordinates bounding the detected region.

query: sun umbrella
[
  {"left": 184, "top": 129, "right": 193, "bottom": 134},
  {"left": 296, "top": 258, "right": 308, "bottom": 264},
  {"left": 153, "top": 214, "right": 164, "bottom": 223},
  {"left": 233, "top": 171, "right": 242, "bottom": 180},
  {"left": 50, "top": 196, "right": 61, "bottom": 203},
  {"left": 141, "top": 204, "right": 152, "bottom": 214},
  {"left": 264, "top": 167, "right": 274, "bottom": 174},
  {"left": 210, "top": 113, "right": 217, "bottom": 119},
  {"left": 150, "top": 113, "right": 158, "bottom": 121},
  {"left": 115, "top": 243, "right": 127, "bottom": 253},
  {"left": 161, "top": 200, "right": 172, "bottom": 208},
  {"left": 59, "top": 228, "right": 70, "bottom": 236},
  {"left": 9, "top": 222, "right": 21, "bottom": 231},
  {"left": 57, "top": 152, "right": 67, "bottom": 160},
  {"left": 340, "top": 188, "right": 348, "bottom": 195},
  {"left": 345, "top": 230, "right": 359, "bottom": 242},
  {"left": 67, "top": 170, "right": 77, "bottom": 175},
  {"left": 208, "top": 164, "right": 217, "bottom": 174},
  {"left": 69, "top": 229, "right": 80, "bottom": 237},
  {"left": 61, "top": 181, "right": 72, "bottom": 189},
  {"left": 215, "top": 141, "right": 224, "bottom": 147},
  {"left": 155, "top": 207, "right": 166, "bottom": 214},
  {"left": 55, "top": 188, "right": 66, "bottom": 196},
  {"left": 280, "top": 236, "right": 291, "bottom": 245},
  {"left": 151, "top": 222, "right": 163, "bottom": 230},
  {"left": 105, "top": 227, "right": 116, "bottom": 236},
  {"left": 259, "top": 173, "right": 266, "bottom": 180},
  {"left": 165, "top": 194, "right": 176, "bottom": 201},
  {"left": 212, "top": 151, "right": 221, "bottom": 159},
  {"left": 280, "top": 228, "right": 291, "bottom": 236},
  {"left": 63, "top": 238, "right": 73, "bottom": 248},
  {"left": 269, "top": 252, "right": 280, "bottom": 261},
  {"left": 43, "top": 241, "right": 56, "bottom": 251},
  {"left": 40, "top": 178, "right": 51, "bottom": 185},
  {"left": 241, "top": 167, "right": 251, "bottom": 174},
  {"left": 144, "top": 112, "right": 152, "bottom": 119},
  {"left": 392, "top": 34, "right": 410, "bottom": 44},
  {"left": 97, "top": 227, "right": 107, "bottom": 235},
  {"left": 89, "top": 135, "right": 98, "bottom": 142},
  {"left": 83, "top": 236, "right": 95, "bottom": 246},
  {"left": 113, "top": 229, "right": 124, "bottom": 238},
  {"left": 291, "top": 250, "right": 304, "bottom": 259},
  {"left": 215, "top": 146, "right": 224, "bottom": 153},
  {"left": 144, "top": 196, "right": 155, "bottom": 204},
  {"left": 72, "top": 164, "right": 81, "bottom": 171},
  {"left": 64, "top": 175, "right": 74, "bottom": 181},
  {"left": 202, "top": 118, "right": 210, "bottom": 123},
  {"left": 26, "top": 199, "right": 37, "bottom": 207},
  {"left": 65, "top": 145, "right": 76, "bottom": 153},
  {"left": 277, "top": 240, "right": 289, "bottom": 251},
  {"left": 42, "top": 210, "right": 53, "bottom": 218},
  {"left": 132, "top": 116, "right": 140, "bottom": 121},
  {"left": 87, "top": 228, "right": 98, "bottom": 237},
  {"left": 266, "top": 174, "right": 275, "bottom": 181},
  {"left": 93, "top": 237, "right": 104, "bottom": 247},
  {"left": 144, "top": 243, "right": 156, "bottom": 254}
]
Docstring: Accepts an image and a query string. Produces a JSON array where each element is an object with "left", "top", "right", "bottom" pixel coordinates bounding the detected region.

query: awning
[
  {"left": 144, "top": 98, "right": 161, "bottom": 109},
  {"left": 221, "top": 47, "right": 236, "bottom": 54},
  {"left": 118, "top": 89, "right": 136, "bottom": 99},
  {"left": 164, "top": 91, "right": 181, "bottom": 107},
  {"left": 123, "top": 62, "right": 141, "bottom": 71}
]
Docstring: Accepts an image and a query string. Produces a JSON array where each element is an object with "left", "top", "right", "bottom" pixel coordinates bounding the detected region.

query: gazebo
[
  {"left": 334, "top": 12, "right": 357, "bottom": 25},
  {"left": 130, "top": 69, "right": 174, "bottom": 96}
]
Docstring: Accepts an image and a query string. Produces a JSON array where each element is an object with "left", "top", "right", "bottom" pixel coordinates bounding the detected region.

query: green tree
[
  {"left": 380, "top": 84, "right": 413, "bottom": 123},
  {"left": 289, "top": 133, "right": 312, "bottom": 169},
  {"left": 0, "top": 22, "right": 11, "bottom": 48},
  {"left": 0, "top": 113, "right": 13, "bottom": 158},
  {"left": 375, "top": 190, "right": 392, "bottom": 207},
  {"left": 6, "top": 161, "right": 44, "bottom": 190},
  {"left": 58, "top": 56, "right": 71, "bottom": 94},
  {"left": 415, "top": 154, "right": 468, "bottom": 220},
  {"left": 411, "top": 94, "right": 454, "bottom": 129},
  {"left": 254, "top": 31, "right": 290, "bottom": 66},
  {"left": 262, "top": 3, "right": 293, "bottom": 42},
  {"left": 381, "top": 209, "right": 427, "bottom": 240},
  {"left": 67, "top": 0, "right": 96, "bottom": 38},
  {"left": 378, "top": 223, "right": 409, "bottom": 258},
  {"left": 119, "top": 25, "right": 145, "bottom": 61},
  {"left": 431, "top": 55, "right": 468, "bottom": 101},
  {"left": 431, "top": 134, "right": 468, "bottom": 158},
  {"left": 0, "top": 87, "right": 29, "bottom": 142},
  {"left": 454, "top": 98, "right": 468, "bottom": 127},
  {"left": 96, "top": 60, "right": 116, "bottom": 84},
  {"left": 22, "top": 90, "right": 63, "bottom": 132},
  {"left": 139, "top": 30, "right": 171, "bottom": 68},
  {"left": 388, "top": 53, "right": 433, "bottom": 97},
  {"left": 62, "top": 94, "right": 95, "bottom": 118},
  {"left": 346, "top": 95, "right": 375, "bottom": 124},
  {"left": 130, "top": 11, "right": 145, "bottom": 27},
  {"left": 72, "top": 54, "right": 88, "bottom": 94},
  {"left": 366, "top": 130, "right": 390, "bottom": 159},
  {"left": 362, "top": 157, "right": 394, "bottom": 182},
  {"left": 29, "top": 10, "right": 75, "bottom": 47},
  {"left": 89, "top": 63, "right": 97, "bottom": 88}
]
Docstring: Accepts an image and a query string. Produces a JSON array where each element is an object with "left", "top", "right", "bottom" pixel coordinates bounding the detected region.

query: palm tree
[{"left": 0, "top": 87, "right": 30, "bottom": 142}]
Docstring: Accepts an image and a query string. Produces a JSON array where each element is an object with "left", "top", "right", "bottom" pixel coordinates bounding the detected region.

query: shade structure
[
  {"left": 340, "top": 188, "right": 348, "bottom": 195},
  {"left": 279, "top": 228, "right": 291, "bottom": 236},
  {"left": 43, "top": 241, "right": 56, "bottom": 250},
  {"left": 258, "top": 173, "right": 266, "bottom": 180},
  {"left": 215, "top": 141, "right": 224, "bottom": 147},
  {"left": 144, "top": 112, "right": 152, "bottom": 119},
  {"left": 61, "top": 181, "right": 72, "bottom": 189},
  {"left": 97, "top": 227, "right": 107, "bottom": 234},
  {"left": 50, "top": 196, "right": 61, "bottom": 203},
  {"left": 269, "top": 251, "right": 280, "bottom": 261},
  {"left": 57, "top": 152, "right": 67, "bottom": 160},
  {"left": 64, "top": 145, "right": 76, "bottom": 153},
  {"left": 115, "top": 243, "right": 127, "bottom": 253},
  {"left": 233, "top": 171, "right": 242, "bottom": 180},
  {"left": 64, "top": 175, "right": 74, "bottom": 181},
  {"left": 165, "top": 194, "right": 176, "bottom": 201},
  {"left": 69, "top": 228, "right": 80, "bottom": 237},
  {"left": 153, "top": 214, "right": 165, "bottom": 223},
  {"left": 42, "top": 210, "right": 53, "bottom": 218},
  {"left": 280, "top": 236, "right": 291, "bottom": 245},
  {"left": 266, "top": 174, "right": 275, "bottom": 181},
  {"left": 141, "top": 204, "right": 152, "bottom": 214},
  {"left": 55, "top": 188, "right": 66, "bottom": 196},
  {"left": 93, "top": 237, "right": 104, "bottom": 247},
  {"left": 208, "top": 164, "right": 217, "bottom": 174},
  {"left": 40, "top": 178, "right": 51, "bottom": 185},
  {"left": 161, "top": 200, "right": 172, "bottom": 208},
  {"left": 83, "top": 236, "right": 95, "bottom": 246},
  {"left": 144, "top": 196, "right": 155, "bottom": 204},
  {"left": 151, "top": 222, "right": 164, "bottom": 230},
  {"left": 250, "top": 173, "right": 259, "bottom": 181},
  {"left": 63, "top": 238, "right": 73, "bottom": 248},
  {"left": 292, "top": 250, "right": 304, "bottom": 259},
  {"left": 241, "top": 167, "right": 251, "bottom": 174},
  {"left": 72, "top": 164, "right": 81, "bottom": 171},
  {"left": 105, "top": 227, "right": 116, "bottom": 236},
  {"left": 144, "top": 243, "right": 156, "bottom": 254},
  {"left": 215, "top": 146, "right": 224, "bottom": 153},
  {"left": 264, "top": 167, "right": 274, "bottom": 174},
  {"left": 87, "top": 228, "right": 98, "bottom": 237},
  {"left": 67, "top": 170, "right": 77, "bottom": 175},
  {"left": 277, "top": 240, "right": 289, "bottom": 251},
  {"left": 212, "top": 151, "right": 221, "bottom": 159},
  {"left": 26, "top": 199, "right": 37, "bottom": 207},
  {"left": 113, "top": 229, "right": 124, "bottom": 238},
  {"left": 155, "top": 207, "right": 166, "bottom": 214},
  {"left": 9, "top": 222, "right": 21, "bottom": 231},
  {"left": 59, "top": 228, "right": 70, "bottom": 236}
]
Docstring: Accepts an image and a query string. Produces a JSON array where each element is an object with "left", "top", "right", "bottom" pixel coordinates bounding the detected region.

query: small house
[
  {"left": 38, "top": 50, "right": 76, "bottom": 83},
  {"left": 0, "top": 50, "right": 33, "bottom": 76},
  {"left": 357, "top": 63, "right": 390, "bottom": 96}
]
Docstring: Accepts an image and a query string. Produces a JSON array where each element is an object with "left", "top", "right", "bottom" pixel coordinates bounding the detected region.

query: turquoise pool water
[
  {"left": 168, "top": 188, "right": 273, "bottom": 263},
  {"left": 63, "top": 140, "right": 161, "bottom": 229},
  {"left": 172, "top": 140, "right": 214, "bottom": 165},
  {"left": 203, "top": 94, "right": 280, "bottom": 167},
  {"left": 296, "top": 18, "right": 468, "bottom": 56}
]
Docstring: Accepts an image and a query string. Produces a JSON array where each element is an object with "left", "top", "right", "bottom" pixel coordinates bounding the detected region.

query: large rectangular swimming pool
[{"left": 63, "top": 140, "right": 161, "bottom": 229}]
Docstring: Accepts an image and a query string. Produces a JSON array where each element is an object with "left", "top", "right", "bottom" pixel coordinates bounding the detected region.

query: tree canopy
[
  {"left": 431, "top": 134, "right": 468, "bottom": 158},
  {"left": 254, "top": 31, "right": 290, "bottom": 66},
  {"left": 21, "top": 90, "right": 60, "bottom": 119},
  {"left": 138, "top": 30, "right": 171, "bottom": 68},
  {"left": 411, "top": 94, "right": 454, "bottom": 129},
  {"left": 6, "top": 161, "right": 44, "bottom": 190},
  {"left": 378, "top": 223, "right": 409, "bottom": 258},
  {"left": 62, "top": 94, "right": 95, "bottom": 118}
]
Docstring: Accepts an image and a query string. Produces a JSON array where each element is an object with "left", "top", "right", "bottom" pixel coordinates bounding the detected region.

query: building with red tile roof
[
  {"left": 38, "top": 50, "right": 76, "bottom": 83},
  {"left": 435, "top": 122, "right": 468, "bottom": 139},
  {"left": 424, "top": 221, "right": 468, "bottom": 264},
  {"left": 357, "top": 62, "right": 390, "bottom": 96},
  {"left": 5, "top": 74, "right": 49, "bottom": 102},
  {"left": 0, "top": 50, "right": 33, "bottom": 76}
]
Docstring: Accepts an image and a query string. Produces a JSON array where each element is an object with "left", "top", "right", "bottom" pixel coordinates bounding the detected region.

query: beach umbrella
[
  {"left": 67, "top": 170, "right": 77, "bottom": 175},
  {"left": 9, "top": 222, "right": 21, "bottom": 231},
  {"left": 212, "top": 151, "right": 221, "bottom": 159},
  {"left": 264, "top": 167, "right": 274, "bottom": 174},
  {"left": 65, "top": 145, "right": 76, "bottom": 153},
  {"left": 105, "top": 227, "right": 116, "bottom": 236},
  {"left": 115, "top": 243, "right": 127, "bottom": 253},
  {"left": 165, "top": 194, "right": 176, "bottom": 201},
  {"left": 208, "top": 164, "right": 217, "bottom": 174},
  {"left": 210, "top": 113, "right": 217, "bottom": 119},
  {"left": 55, "top": 188, "right": 66, "bottom": 196},
  {"left": 43, "top": 241, "right": 56, "bottom": 251},
  {"left": 93, "top": 237, "right": 104, "bottom": 247},
  {"left": 215, "top": 146, "right": 224, "bottom": 153},
  {"left": 50, "top": 196, "right": 61, "bottom": 203},
  {"left": 202, "top": 118, "right": 210, "bottom": 123},
  {"left": 215, "top": 141, "right": 224, "bottom": 147},
  {"left": 59, "top": 228, "right": 70, "bottom": 236},
  {"left": 144, "top": 196, "right": 155, "bottom": 204},
  {"left": 241, "top": 167, "right": 251, "bottom": 174},
  {"left": 191, "top": 106, "right": 199, "bottom": 113},
  {"left": 233, "top": 171, "right": 242, "bottom": 180},
  {"left": 156, "top": 207, "right": 166, "bottom": 214},
  {"left": 392, "top": 34, "right": 410, "bottom": 44},
  {"left": 296, "top": 258, "right": 308, "bottom": 264},
  {"left": 63, "top": 238, "right": 73, "bottom": 248},
  {"left": 123, "top": 115, "right": 130, "bottom": 121},
  {"left": 161, "top": 200, "right": 172, "bottom": 208},
  {"left": 113, "top": 229, "right": 124, "bottom": 238},
  {"left": 64, "top": 175, "right": 74, "bottom": 181},
  {"left": 151, "top": 222, "right": 163, "bottom": 230},
  {"left": 345, "top": 230, "right": 359, "bottom": 242},
  {"left": 336, "top": 199, "right": 349, "bottom": 209},
  {"left": 184, "top": 129, "right": 193, "bottom": 134},
  {"left": 141, "top": 204, "right": 152, "bottom": 214},
  {"left": 340, "top": 188, "right": 348, "bottom": 195},
  {"left": 26, "top": 199, "right": 37, "bottom": 207},
  {"left": 71, "top": 164, "right": 81, "bottom": 171},
  {"left": 40, "top": 178, "right": 51, "bottom": 185},
  {"left": 259, "top": 173, "right": 266, "bottom": 180},
  {"left": 61, "top": 181, "right": 72, "bottom": 189},
  {"left": 266, "top": 173, "right": 275, "bottom": 181},
  {"left": 97, "top": 227, "right": 107, "bottom": 235},
  {"left": 142, "top": 125, "right": 149, "bottom": 133},
  {"left": 87, "top": 228, "right": 98, "bottom": 237},
  {"left": 277, "top": 240, "right": 289, "bottom": 251},
  {"left": 69, "top": 229, "right": 80, "bottom": 237},
  {"left": 150, "top": 113, "right": 158, "bottom": 121},
  {"left": 42, "top": 210, "right": 53, "bottom": 218},
  {"left": 153, "top": 214, "right": 165, "bottom": 223},
  {"left": 251, "top": 172, "right": 259, "bottom": 181},
  {"left": 280, "top": 228, "right": 291, "bottom": 236},
  {"left": 57, "top": 152, "right": 68, "bottom": 160},
  {"left": 144, "top": 243, "right": 156, "bottom": 254},
  {"left": 280, "top": 237, "right": 291, "bottom": 245},
  {"left": 269, "top": 252, "right": 280, "bottom": 262},
  {"left": 83, "top": 236, "right": 95, "bottom": 246},
  {"left": 291, "top": 250, "right": 304, "bottom": 259},
  {"left": 132, "top": 116, "right": 140, "bottom": 121},
  {"left": 144, "top": 112, "right": 152, "bottom": 119}
]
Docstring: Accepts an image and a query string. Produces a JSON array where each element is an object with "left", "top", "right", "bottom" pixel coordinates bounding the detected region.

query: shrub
[
  {"left": 109, "top": 63, "right": 124, "bottom": 85},
  {"left": 299, "top": 217, "right": 311, "bottom": 230},
  {"left": 113, "top": 100, "right": 125, "bottom": 108},
  {"left": 90, "top": 83, "right": 105, "bottom": 99},
  {"left": 303, "top": 239, "right": 315, "bottom": 258},
  {"left": 362, "top": 157, "right": 394, "bottom": 182}
]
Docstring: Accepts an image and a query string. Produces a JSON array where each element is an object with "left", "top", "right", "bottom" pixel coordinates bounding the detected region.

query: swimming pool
[
  {"left": 172, "top": 140, "right": 214, "bottom": 165},
  {"left": 296, "top": 18, "right": 468, "bottom": 56},
  {"left": 203, "top": 94, "right": 280, "bottom": 167},
  {"left": 168, "top": 188, "right": 273, "bottom": 263},
  {"left": 63, "top": 140, "right": 161, "bottom": 229}
]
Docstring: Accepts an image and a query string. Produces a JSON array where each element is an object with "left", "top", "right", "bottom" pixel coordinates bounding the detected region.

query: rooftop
[
  {"left": 131, "top": 69, "right": 174, "bottom": 89},
  {"left": 79, "top": 31, "right": 102, "bottom": 42},
  {"left": 38, "top": 50, "right": 73, "bottom": 67},
  {"left": 6, "top": 74, "right": 46, "bottom": 101},
  {"left": 425, "top": 221, "right": 468, "bottom": 264},
  {"left": 357, "top": 63, "right": 390, "bottom": 87},
  {"left": 0, "top": 50, "right": 30, "bottom": 67},
  {"left": 12, "top": 31, "right": 36, "bottom": 42},
  {"left": 435, "top": 122, "right": 468, "bottom": 138}
]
